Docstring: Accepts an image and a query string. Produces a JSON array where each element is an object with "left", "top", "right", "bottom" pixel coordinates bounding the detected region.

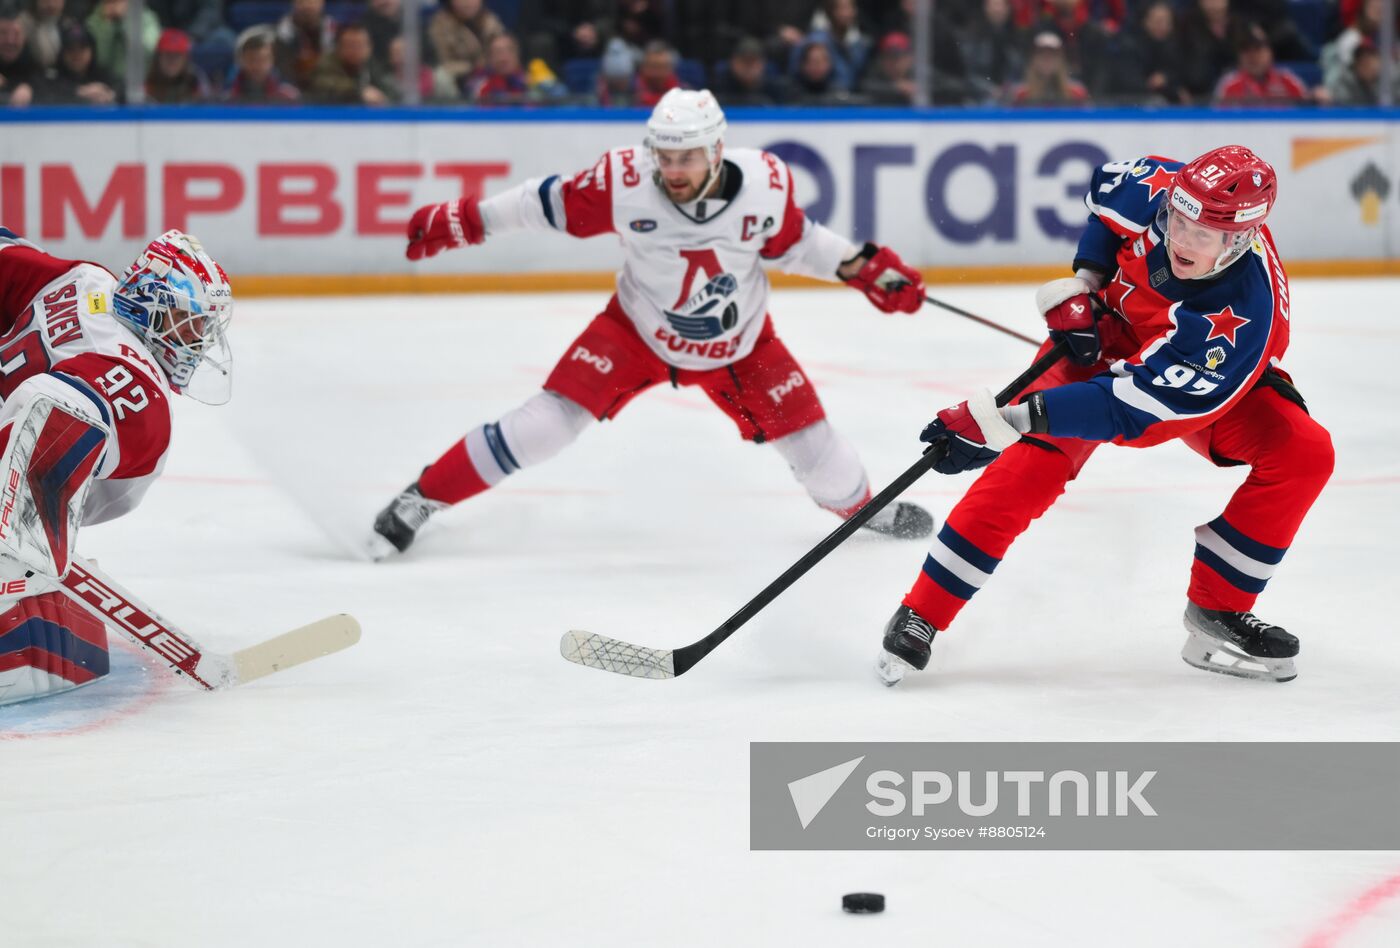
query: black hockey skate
[
  {"left": 369, "top": 481, "right": 448, "bottom": 559},
  {"left": 876, "top": 604, "right": 938, "bottom": 686},
  {"left": 862, "top": 501, "right": 934, "bottom": 540},
  {"left": 1181, "top": 603, "right": 1299, "bottom": 682}
]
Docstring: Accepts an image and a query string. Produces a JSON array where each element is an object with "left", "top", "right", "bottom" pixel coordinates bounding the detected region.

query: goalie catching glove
[{"left": 405, "top": 197, "right": 486, "bottom": 260}]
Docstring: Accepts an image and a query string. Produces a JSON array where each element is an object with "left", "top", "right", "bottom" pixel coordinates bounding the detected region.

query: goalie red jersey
[{"left": 0, "top": 232, "right": 175, "bottom": 525}]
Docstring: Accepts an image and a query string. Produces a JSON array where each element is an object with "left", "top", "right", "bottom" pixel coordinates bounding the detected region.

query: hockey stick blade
[
  {"left": 232, "top": 614, "right": 362, "bottom": 685},
  {"left": 561, "top": 630, "right": 676, "bottom": 679}
]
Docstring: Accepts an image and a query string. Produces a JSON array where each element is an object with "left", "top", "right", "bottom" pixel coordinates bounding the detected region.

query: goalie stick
[
  {"left": 561, "top": 339, "right": 1070, "bottom": 680},
  {"left": 55, "top": 556, "right": 360, "bottom": 690}
]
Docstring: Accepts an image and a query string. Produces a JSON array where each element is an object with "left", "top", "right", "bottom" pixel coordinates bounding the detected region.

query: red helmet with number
[{"left": 1169, "top": 145, "right": 1277, "bottom": 233}]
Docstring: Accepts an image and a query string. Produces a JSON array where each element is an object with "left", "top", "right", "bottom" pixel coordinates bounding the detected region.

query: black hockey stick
[
  {"left": 924, "top": 294, "right": 1041, "bottom": 347},
  {"left": 560, "top": 338, "right": 1071, "bottom": 680}
]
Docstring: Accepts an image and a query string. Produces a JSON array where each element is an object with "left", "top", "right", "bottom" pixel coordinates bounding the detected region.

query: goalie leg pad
[
  {"left": 0, "top": 591, "right": 110, "bottom": 706},
  {"left": 0, "top": 390, "right": 109, "bottom": 579}
]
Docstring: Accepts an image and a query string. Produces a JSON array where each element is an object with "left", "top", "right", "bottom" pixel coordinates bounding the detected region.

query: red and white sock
[{"left": 418, "top": 392, "right": 593, "bottom": 505}]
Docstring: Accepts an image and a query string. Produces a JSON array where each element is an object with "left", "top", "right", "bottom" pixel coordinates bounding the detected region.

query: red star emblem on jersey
[
  {"left": 1103, "top": 268, "right": 1136, "bottom": 314},
  {"left": 1200, "top": 305, "right": 1250, "bottom": 346},
  {"left": 1137, "top": 166, "right": 1177, "bottom": 202}
]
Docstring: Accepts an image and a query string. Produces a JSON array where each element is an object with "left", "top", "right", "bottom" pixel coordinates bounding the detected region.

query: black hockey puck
[{"left": 842, "top": 892, "right": 885, "bottom": 914}]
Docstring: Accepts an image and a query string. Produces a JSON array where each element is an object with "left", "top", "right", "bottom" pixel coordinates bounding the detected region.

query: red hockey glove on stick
[
  {"left": 844, "top": 242, "right": 924, "bottom": 314},
  {"left": 405, "top": 197, "right": 485, "bottom": 261},
  {"left": 1036, "top": 274, "right": 1102, "bottom": 366},
  {"left": 918, "top": 389, "right": 1025, "bottom": 475}
]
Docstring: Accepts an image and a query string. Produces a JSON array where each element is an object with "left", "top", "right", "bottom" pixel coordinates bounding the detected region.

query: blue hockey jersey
[{"left": 1037, "top": 156, "right": 1292, "bottom": 448}]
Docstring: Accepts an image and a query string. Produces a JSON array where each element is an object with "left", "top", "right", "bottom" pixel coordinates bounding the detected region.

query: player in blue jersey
[{"left": 878, "top": 145, "right": 1333, "bottom": 686}]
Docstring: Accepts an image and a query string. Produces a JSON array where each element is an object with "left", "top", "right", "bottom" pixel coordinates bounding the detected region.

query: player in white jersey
[
  {"left": 372, "top": 89, "right": 933, "bottom": 556},
  {"left": 0, "top": 227, "right": 232, "bottom": 707}
]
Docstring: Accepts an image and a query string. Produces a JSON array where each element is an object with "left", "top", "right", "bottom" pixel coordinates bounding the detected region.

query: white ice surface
[{"left": 2, "top": 281, "right": 1397, "bottom": 946}]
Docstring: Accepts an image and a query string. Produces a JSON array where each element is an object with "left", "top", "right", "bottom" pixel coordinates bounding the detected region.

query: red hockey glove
[
  {"left": 843, "top": 243, "right": 924, "bottom": 314},
  {"left": 405, "top": 197, "right": 485, "bottom": 261},
  {"left": 918, "top": 389, "right": 1024, "bottom": 475},
  {"left": 1036, "top": 275, "right": 1101, "bottom": 366}
]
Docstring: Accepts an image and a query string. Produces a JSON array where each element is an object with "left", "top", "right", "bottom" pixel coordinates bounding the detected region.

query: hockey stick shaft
[
  {"left": 924, "top": 294, "right": 1041, "bottom": 347},
  {"left": 59, "top": 558, "right": 219, "bottom": 688},
  {"left": 667, "top": 338, "right": 1070, "bottom": 675}
]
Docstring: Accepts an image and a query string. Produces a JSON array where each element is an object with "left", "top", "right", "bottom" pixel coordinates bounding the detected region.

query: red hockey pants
[{"left": 904, "top": 360, "right": 1334, "bottom": 630}]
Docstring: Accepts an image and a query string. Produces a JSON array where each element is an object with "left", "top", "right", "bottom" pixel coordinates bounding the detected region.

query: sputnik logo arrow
[{"left": 787, "top": 756, "right": 865, "bottom": 829}]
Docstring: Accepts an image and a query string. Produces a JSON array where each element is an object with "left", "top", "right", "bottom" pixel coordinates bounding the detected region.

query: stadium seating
[
  {"left": 227, "top": 1, "right": 287, "bottom": 34},
  {"left": 326, "top": 3, "right": 362, "bottom": 27},
  {"left": 1281, "top": 59, "right": 1323, "bottom": 89},
  {"left": 1289, "top": 0, "right": 1336, "bottom": 57},
  {"left": 676, "top": 58, "right": 707, "bottom": 90},
  {"left": 563, "top": 57, "right": 601, "bottom": 95},
  {"left": 192, "top": 41, "right": 235, "bottom": 90},
  {"left": 226, "top": 1, "right": 378, "bottom": 35}
]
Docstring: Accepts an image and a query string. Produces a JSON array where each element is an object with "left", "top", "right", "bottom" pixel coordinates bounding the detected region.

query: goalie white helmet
[
  {"left": 114, "top": 230, "right": 234, "bottom": 405},
  {"left": 645, "top": 89, "right": 727, "bottom": 198}
]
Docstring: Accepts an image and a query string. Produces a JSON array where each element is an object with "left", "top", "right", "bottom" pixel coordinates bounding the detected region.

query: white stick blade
[
  {"left": 232, "top": 615, "right": 362, "bottom": 686},
  {"left": 560, "top": 631, "right": 675, "bottom": 680}
]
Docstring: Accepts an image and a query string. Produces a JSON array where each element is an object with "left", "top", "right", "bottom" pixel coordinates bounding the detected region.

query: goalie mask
[
  {"left": 1156, "top": 145, "right": 1277, "bottom": 280},
  {"left": 114, "top": 230, "right": 234, "bottom": 405}
]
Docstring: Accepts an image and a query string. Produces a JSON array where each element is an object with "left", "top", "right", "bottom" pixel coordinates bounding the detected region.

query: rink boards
[{"left": 0, "top": 107, "right": 1395, "bottom": 288}]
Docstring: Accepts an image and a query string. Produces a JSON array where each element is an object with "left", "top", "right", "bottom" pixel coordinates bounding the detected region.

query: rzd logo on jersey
[
  {"left": 570, "top": 346, "right": 613, "bottom": 375},
  {"left": 767, "top": 371, "right": 806, "bottom": 404}
]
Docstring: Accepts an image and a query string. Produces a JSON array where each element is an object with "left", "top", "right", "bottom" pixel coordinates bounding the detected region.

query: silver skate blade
[
  {"left": 876, "top": 649, "right": 913, "bottom": 687},
  {"left": 1180, "top": 626, "right": 1297, "bottom": 683}
]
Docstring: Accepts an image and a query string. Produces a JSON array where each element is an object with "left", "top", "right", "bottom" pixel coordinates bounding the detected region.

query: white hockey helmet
[{"left": 645, "top": 88, "right": 727, "bottom": 180}]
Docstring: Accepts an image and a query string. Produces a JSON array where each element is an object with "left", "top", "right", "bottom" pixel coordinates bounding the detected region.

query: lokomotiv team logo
[{"left": 664, "top": 273, "right": 740, "bottom": 340}]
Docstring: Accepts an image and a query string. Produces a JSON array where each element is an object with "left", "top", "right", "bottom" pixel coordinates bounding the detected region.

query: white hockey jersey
[
  {"left": 0, "top": 235, "right": 174, "bottom": 525},
  {"left": 480, "top": 146, "right": 856, "bottom": 370}
]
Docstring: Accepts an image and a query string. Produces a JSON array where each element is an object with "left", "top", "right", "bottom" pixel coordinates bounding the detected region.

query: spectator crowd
[{"left": 0, "top": 0, "right": 1395, "bottom": 107}]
